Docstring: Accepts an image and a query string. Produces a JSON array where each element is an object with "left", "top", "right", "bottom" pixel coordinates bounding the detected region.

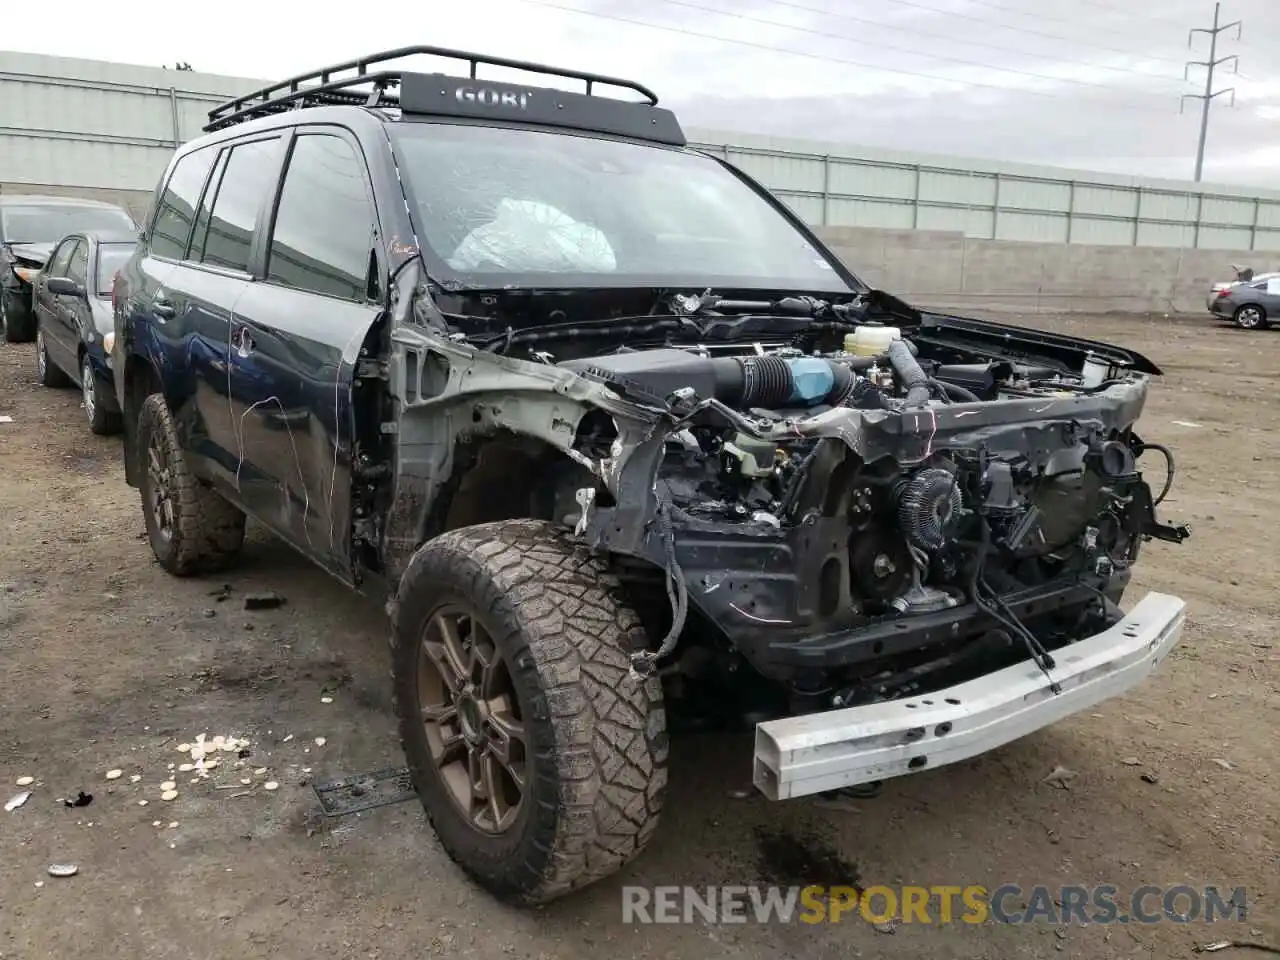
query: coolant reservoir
[{"left": 844, "top": 326, "right": 902, "bottom": 357}]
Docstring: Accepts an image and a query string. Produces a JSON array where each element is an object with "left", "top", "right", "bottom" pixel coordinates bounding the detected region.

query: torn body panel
[{"left": 378, "top": 320, "right": 661, "bottom": 583}]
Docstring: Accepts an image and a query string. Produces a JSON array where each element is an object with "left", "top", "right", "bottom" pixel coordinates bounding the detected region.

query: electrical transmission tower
[{"left": 1182, "top": 2, "right": 1241, "bottom": 182}]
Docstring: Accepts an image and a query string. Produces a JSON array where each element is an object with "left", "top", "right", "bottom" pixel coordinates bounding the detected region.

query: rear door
[
  {"left": 173, "top": 133, "right": 287, "bottom": 491},
  {"left": 124, "top": 144, "right": 221, "bottom": 461},
  {"left": 230, "top": 127, "right": 386, "bottom": 578},
  {"left": 58, "top": 239, "right": 94, "bottom": 379}
]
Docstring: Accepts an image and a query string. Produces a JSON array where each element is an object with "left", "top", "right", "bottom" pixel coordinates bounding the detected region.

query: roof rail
[{"left": 205, "top": 45, "right": 662, "bottom": 132}]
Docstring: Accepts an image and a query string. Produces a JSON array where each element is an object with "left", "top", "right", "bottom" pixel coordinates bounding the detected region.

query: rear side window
[
  {"left": 150, "top": 147, "right": 217, "bottom": 260},
  {"left": 188, "top": 151, "right": 229, "bottom": 265},
  {"left": 200, "top": 137, "right": 283, "bottom": 272},
  {"left": 66, "top": 242, "right": 89, "bottom": 286},
  {"left": 267, "top": 134, "right": 376, "bottom": 301}
]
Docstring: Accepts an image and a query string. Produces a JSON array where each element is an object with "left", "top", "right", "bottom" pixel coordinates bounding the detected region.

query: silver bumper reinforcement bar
[{"left": 753, "top": 591, "right": 1187, "bottom": 800}]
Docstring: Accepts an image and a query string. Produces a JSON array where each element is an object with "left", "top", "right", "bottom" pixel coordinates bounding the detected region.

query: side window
[
  {"left": 150, "top": 147, "right": 217, "bottom": 260},
  {"left": 66, "top": 242, "right": 89, "bottom": 286},
  {"left": 200, "top": 137, "right": 283, "bottom": 272},
  {"left": 267, "top": 134, "right": 377, "bottom": 301},
  {"left": 46, "top": 239, "right": 78, "bottom": 278},
  {"left": 187, "top": 150, "right": 229, "bottom": 265}
]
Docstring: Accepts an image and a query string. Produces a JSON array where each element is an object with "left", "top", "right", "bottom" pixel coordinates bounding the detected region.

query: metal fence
[{"left": 690, "top": 139, "right": 1280, "bottom": 253}]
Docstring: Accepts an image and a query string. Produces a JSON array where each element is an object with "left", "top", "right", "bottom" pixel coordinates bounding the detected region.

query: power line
[
  {"left": 646, "top": 0, "right": 1187, "bottom": 98},
  {"left": 1063, "top": 0, "right": 1205, "bottom": 29},
  {"left": 852, "top": 0, "right": 1193, "bottom": 67},
  {"left": 752, "top": 0, "right": 1188, "bottom": 83},
  {"left": 1182, "top": 1, "right": 1242, "bottom": 182},
  {"left": 515, "top": 0, "right": 1187, "bottom": 113}
]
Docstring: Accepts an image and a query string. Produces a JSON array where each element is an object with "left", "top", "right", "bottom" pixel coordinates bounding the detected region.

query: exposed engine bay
[{"left": 516, "top": 292, "right": 1195, "bottom": 716}]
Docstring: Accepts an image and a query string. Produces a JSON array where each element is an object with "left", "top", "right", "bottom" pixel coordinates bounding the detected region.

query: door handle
[
  {"left": 233, "top": 325, "right": 255, "bottom": 358},
  {"left": 152, "top": 297, "right": 175, "bottom": 320}
]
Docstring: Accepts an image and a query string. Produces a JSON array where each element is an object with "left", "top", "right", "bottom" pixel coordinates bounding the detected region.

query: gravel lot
[{"left": 1, "top": 311, "right": 1276, "bottom": 960}]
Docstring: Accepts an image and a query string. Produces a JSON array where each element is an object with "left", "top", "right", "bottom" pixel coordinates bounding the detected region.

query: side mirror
[{"left": 47, "top": 276, "right": 85, "bottom": 298}]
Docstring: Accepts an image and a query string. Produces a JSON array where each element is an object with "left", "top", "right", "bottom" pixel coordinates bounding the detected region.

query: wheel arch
[
  {"left": 121, "top": 351, "right": 165, "bottom": 487},
  {"left": 381, "top": 427, "right": 599, "bottom": 584}
]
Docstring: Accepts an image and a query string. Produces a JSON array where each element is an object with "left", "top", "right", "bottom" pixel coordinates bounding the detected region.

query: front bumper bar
[{"left": 753, "top": 591, "right": 1186, "bottom": 800}]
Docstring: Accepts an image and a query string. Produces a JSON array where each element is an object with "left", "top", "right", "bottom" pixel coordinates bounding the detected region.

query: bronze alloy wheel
[
  {"left": 135, "top": 395, "right": 246, "bottom": 576},
  {"left": 145, "top": 424, "right": 176, "bottom": 543},
  {"left": 417, "top": 605, "right": 527, "bottom": 835},
  {"left": 390, "top": 519, "right": 668, "bottom": 904}
]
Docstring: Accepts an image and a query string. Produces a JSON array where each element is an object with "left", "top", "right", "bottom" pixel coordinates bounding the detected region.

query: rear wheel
[
  {"left": 82, "top": 355, "right": 122, "bottom": 435},
  {"left": 390, "top": 519, "right": 668, "bottom": 905},
  {"left": 36, "top": 327, "right": 70, "bottom": 387},
  {"left": 137, "top": 393, "right": 246, "bottom": 575},
  {"left": 1234, "top": 304, "right": 1269, "bottom": 329}
]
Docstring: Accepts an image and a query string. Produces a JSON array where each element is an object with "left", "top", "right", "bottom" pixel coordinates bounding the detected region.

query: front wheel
[
  {"left": 390, "top": 519, "right": 668, "bottom": 905},
  {"left": 1234, "top": 304, "right": 1269, "bottom": 329},
  {"left": 136, "top": 393, "right": 246, "bottom": 575}
]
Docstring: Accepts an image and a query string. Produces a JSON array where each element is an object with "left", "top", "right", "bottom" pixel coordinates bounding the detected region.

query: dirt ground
[{"left": 1, "top": 311, "right": 1276, "bottom": 960}]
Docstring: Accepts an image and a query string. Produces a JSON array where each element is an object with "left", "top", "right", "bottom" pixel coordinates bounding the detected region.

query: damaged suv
[{"left": 112, "top": 47, "right": 1190, "bottom": 905}]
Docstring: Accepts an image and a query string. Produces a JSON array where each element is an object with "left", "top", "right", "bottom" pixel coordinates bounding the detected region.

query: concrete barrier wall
[{"left": 815, "top": 225, "right": 1274, "bottom": 314}]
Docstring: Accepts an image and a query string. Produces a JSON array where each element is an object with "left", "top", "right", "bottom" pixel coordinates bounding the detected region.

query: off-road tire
[
  {"left": 36, "top": 327, "right": 70, "bottom": 388},
  {"left": 2, "top": 290, "right": 36, "bottom": 343},
  {"left": 389, "top": 519, "right": 668, "bottom": 905},
  {"left": 137, "top": 393, "right": 246, "bottom": 576}
]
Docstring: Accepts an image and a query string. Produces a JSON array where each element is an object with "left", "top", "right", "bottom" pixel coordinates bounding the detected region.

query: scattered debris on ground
[
  {"left": 244, "top": 591, "right": 286, "bottom": 611},
  {"left": 1042, "top": 766, "right": 1077, "bottom": 789}
]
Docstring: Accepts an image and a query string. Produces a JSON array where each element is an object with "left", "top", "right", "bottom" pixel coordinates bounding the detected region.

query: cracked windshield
[{"left": 390, "top": 123, "right": 853, "bottom": 291}]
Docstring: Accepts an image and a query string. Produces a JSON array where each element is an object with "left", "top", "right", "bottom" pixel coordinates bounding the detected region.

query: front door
[
  {"left": 33, "top": 237, "right": 80, "bottom": 370},
  {"left": 229, "top": 129, "right": 384, "bottom": 579}
]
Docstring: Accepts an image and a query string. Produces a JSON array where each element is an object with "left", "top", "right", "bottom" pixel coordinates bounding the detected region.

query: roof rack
[{"left": 204, "top": 45, "right": 664, "bottom": 133}]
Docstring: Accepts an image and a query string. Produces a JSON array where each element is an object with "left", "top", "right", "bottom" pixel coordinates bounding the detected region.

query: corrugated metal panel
[
  {"left": 0, "top": 51, "right": 262, "bottom": 203},
  {"left": 997, "top": 212, "right": 1068, "bottom": 244},
  {"left": 687, "top": 126, "right": 1280, "bottom": 252}
]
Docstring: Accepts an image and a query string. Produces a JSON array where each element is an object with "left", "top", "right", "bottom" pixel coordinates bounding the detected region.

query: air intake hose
[
  {"left": 710, "top": 356, "right": 855, "bottom": 408},
  {"left": 886, "top": 339, "right": 931, "bottom": 407}
]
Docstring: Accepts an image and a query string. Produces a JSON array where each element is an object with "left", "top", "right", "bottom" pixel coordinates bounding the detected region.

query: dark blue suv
[{"left": 111, "top": 46, "right": 1189, "bottom": 907}]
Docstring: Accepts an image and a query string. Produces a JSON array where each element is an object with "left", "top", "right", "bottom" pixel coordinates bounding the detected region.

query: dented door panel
[{"left": 228, "top": 281, "right": 378, "bottom": 579}]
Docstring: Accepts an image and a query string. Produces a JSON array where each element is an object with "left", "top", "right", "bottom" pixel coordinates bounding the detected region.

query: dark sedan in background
[
  {"left": 1209, "top": 275, "right": 1280, "bottom": 330},
  {"left": 32, "top": 230, "right": 137, "bottom": 434},
  {"left": 1, "top": 195, "right": 137, "bottom": 343}
]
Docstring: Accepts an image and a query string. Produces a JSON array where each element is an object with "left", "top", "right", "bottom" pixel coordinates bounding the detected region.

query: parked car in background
[
  {"left": 32, "top": 230, "right": 136, "bottom": 434},
  {"left": 1209, "top": 273, "right": 1279, "bottom": 329},
  {"left": 1205, "top": 270, "right": 1280, "bottom": 311},
  {"left": 0, "top": 195, "right": 137, "bottom": 343}
]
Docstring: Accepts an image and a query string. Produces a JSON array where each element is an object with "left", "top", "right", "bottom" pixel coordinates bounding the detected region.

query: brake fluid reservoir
[
  {"left": 1081, "top": 353, "right": 1110, "bottom": 388},
  {"left": 844, "top": 326, "right": 902, "bottom": 357}
]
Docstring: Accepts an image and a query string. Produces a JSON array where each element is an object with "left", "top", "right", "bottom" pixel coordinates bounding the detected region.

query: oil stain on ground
[{"left": 753, "top": 826, "right": 862, "bottom": 890}]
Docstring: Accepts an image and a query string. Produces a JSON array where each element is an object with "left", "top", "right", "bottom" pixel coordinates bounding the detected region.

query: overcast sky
[{"left": 10, "top": 0, "right": 1279, "bottom": 187}]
